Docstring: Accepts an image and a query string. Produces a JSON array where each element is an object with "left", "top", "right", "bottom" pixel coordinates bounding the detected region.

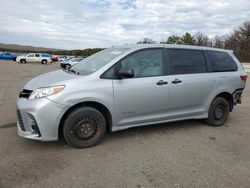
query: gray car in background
[
  {"left": 16, "top": 44, "right": 247, "bottom": 148},
  {"left": 60, "top": 57, "right": 85, "bottom": 69}
]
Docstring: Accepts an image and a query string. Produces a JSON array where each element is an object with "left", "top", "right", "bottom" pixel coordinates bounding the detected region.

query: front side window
[
  {"left": 207, "top": 50, "right": 237, "bottom": 72},
  {"left": 168, "top": 49, "right": 207, "bottom": 75},
  {"left": 121, "top": 49, "right": 164, "bottom": 78},
  {"left": 101, "top": 66, "right": 115, "bottom": 79}
]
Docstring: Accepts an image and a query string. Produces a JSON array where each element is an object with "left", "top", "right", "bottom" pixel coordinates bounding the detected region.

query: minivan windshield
[{"left": 71, "top": 48, "right": 129, "bottom": 75}]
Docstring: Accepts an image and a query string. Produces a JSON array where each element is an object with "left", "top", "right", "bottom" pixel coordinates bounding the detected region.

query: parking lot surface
[{"left": 0, "top": 60, "right": 250, "bottom": 188}]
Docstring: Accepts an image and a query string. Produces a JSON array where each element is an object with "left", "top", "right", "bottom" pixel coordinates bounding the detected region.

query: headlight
[{"left": 29, "top": 85, "right": 65, "bottom": 100}]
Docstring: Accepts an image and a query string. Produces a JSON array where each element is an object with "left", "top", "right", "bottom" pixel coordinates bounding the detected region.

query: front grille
[
  {"left": 17, "top": 110, "right": 25, "bottom": 131},
  {"left": 19, "top": 89, "right": 33, "bottom": 98}
]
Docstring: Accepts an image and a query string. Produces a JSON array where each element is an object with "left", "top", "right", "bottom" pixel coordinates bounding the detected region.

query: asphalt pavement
[{"left": 0, "top": 60, "right": 250, "bottom": 188}]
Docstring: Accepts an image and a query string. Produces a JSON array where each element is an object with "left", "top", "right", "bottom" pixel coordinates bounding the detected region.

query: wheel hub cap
[
  {"left": 214, "top": 105, "right": 224, "bottom": 120},
  {"left": 72, "top": 117, "right": 98, "bottom": 140}
]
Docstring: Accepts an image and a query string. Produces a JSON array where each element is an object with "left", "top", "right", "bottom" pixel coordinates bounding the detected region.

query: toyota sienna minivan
[{"left": 17, "top": 44, "right": 247, "bottom": 148}]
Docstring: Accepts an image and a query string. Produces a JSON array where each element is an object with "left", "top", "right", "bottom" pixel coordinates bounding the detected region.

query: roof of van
[{"left": 114, "top": 44, "right": 233, "bottom": 53}]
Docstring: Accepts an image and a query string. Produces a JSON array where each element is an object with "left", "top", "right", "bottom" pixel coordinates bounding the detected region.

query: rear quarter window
[
  {"left": 207, "top": 50, "right": 238, "bottom": 72},
  {"left": 41, "top": 54, "right": 51, "bottom": 57}
]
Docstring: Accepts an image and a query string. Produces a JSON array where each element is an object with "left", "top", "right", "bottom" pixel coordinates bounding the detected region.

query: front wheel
[
  {"left": 205, "top": 97, "right": 230, "bottom": 126},
  {"left": 41, "top": 60, "right": 47, "bottom": 64},
  {"left": 20, "top": 59, "right": 26, "bottom": 64},
  {"left": 65, "top": 64, "right": 71, "bottom": 70},
  {"left": 63, "top": 107, "right": 106, "bottom": 148}
]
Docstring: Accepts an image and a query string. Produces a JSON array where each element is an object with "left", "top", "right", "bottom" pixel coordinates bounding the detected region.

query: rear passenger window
[
  {"left": 207, "top": 51, "right": 238, "bottom": 72},
  {"left": 168, "top": 49, "right": 207, "bottom": 75}
]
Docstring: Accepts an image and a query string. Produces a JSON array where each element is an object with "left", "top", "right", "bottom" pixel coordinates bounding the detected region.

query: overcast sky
[{"left": 0, "top": 0, "right": 250, "bottom": 49}]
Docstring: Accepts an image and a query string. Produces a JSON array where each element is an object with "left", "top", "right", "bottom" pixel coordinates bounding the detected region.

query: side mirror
[{"left": 117, "top": 68, "right": 134, "bottom": 79}]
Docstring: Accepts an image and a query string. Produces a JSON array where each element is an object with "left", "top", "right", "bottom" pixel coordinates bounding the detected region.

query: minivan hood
[{"left": 24, "top": 70, "right": 79, "bottom": 90}]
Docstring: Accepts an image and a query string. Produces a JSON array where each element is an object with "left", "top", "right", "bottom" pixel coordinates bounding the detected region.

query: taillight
[{"left": 240, "top": 74, "right": 248, "bottom": 81}]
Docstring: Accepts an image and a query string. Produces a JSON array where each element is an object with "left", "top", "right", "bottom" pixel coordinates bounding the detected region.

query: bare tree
[
  {"left": 213, "top": 35, "right": 225, "bottom": 48},
  {"left": 238, "top": 21, "right": 250, "bottom": 61},
  {"left": 195, "top": 32, "right": 211, "bottom": 46},
  {"left": 137, "top": 38, "right": 156, "bottom": 44},
  {"left": 225, "top": 21, "right": 250, "bottom": 62}
]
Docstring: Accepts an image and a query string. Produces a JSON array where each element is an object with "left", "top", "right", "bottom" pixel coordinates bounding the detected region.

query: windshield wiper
[
  {"left": 69, "top": 69, "right": 80, "bottom": 75},
  {"left": 64, "top": 69, "right": 80, "bottom": 75}
]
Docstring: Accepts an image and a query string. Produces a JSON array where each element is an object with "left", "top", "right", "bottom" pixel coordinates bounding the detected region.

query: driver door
[
  {"left": 26, "top": 54, "right": 35, "bottom": 63},
  {"left": 113, "top": 48, "right": 170, "bottom": 127}
]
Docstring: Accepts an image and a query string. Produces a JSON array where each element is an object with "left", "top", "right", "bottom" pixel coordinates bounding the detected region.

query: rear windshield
[
  {"left": 207, "top": 50, "right": 238, "bottom": 72},
  {"left": 72, "top": 48, "right": 129, "bottom": 75}
]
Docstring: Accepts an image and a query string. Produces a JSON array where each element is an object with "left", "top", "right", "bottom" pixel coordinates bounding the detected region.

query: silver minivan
[{"left": 17, "top": 44, "right": 247, "bottom": 148}]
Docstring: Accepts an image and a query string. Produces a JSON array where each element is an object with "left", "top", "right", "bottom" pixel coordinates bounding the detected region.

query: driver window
[
  {"left": 27, "top": 54, "right": 34, "bottom": 57},
  {"left": 121, "top": 49, "right": 163, "bottom": 78}
]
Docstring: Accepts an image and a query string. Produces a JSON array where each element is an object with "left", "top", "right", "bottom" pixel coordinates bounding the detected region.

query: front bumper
[{"left": 17, "top": 97, "right": 66, "bottom": 141}]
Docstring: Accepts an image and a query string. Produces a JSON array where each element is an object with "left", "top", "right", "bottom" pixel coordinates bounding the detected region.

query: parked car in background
[
  {"left": 60, "top": 57, "right": 84, "bottom": 69},
  {"left": 66, "top": 56, "right": 75, "bottom": 60},
  {"left": 57, "top": 55, "right": 67, "bottom": 62},
  {"left": 16, "top": 44, "right": 247, "bottom": 148},
  {"left": 51, "top": 55, "right": 58, "bottom": 63},
  {"left": 16, "top": 53, "right": 52, "bottom": 64},
  {"left": 0, "top": 52, "right": 17, "bottom": 61}
]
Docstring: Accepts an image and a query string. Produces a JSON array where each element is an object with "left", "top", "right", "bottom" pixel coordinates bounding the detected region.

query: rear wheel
[
  {"left": 205, "top": 97, "right": 230, "bottom": 126},
  {"left": 63, "top": 107, "right": 106, "bottom": 148}
]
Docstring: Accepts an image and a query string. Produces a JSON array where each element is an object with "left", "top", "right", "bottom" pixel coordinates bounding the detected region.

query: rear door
[
  {"left": 34, "top": 53, "right": 41, "bottom": 63},
  {"left": 113, "top": 48, "right": 170, "bottom": 127},
  {"left": 166, "top": 48, "right": 216, "bottom": 118}
]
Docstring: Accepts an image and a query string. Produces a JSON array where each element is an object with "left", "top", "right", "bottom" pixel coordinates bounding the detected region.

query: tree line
[
  {"left": 0, "top": 45, "right": 104, "bottom": 58},
  {"left": 138, "top": 20, "right": 250, "bottom": 62},
  {"left": 51, "top": 48, "right": 104, "bottom": 57}
]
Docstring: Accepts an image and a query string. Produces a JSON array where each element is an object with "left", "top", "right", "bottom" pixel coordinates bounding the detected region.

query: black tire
[
  {"left": 65, "top": 64, "right": 71, "bottom": 69},
  {"left": 63, "top": 107, "right": 106, "bottom": 148},
  {"left": 20, "top": 59, "right": 26, "bottom": 64},
  {"left": 41, "top": 59, "right": 47, "bottom": 64},
  {"left": 205, "top": 97, "right": 230, "bottom": 126}
]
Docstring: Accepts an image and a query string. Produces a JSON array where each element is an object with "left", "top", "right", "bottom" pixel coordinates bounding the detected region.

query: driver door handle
[{"left": 156, "top": 80, "right": 168, "bottom": 86}]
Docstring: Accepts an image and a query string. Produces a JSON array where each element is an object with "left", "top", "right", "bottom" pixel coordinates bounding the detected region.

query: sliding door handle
[{"left": 172, "top": 79, "right": 182, "bottom": 84}]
